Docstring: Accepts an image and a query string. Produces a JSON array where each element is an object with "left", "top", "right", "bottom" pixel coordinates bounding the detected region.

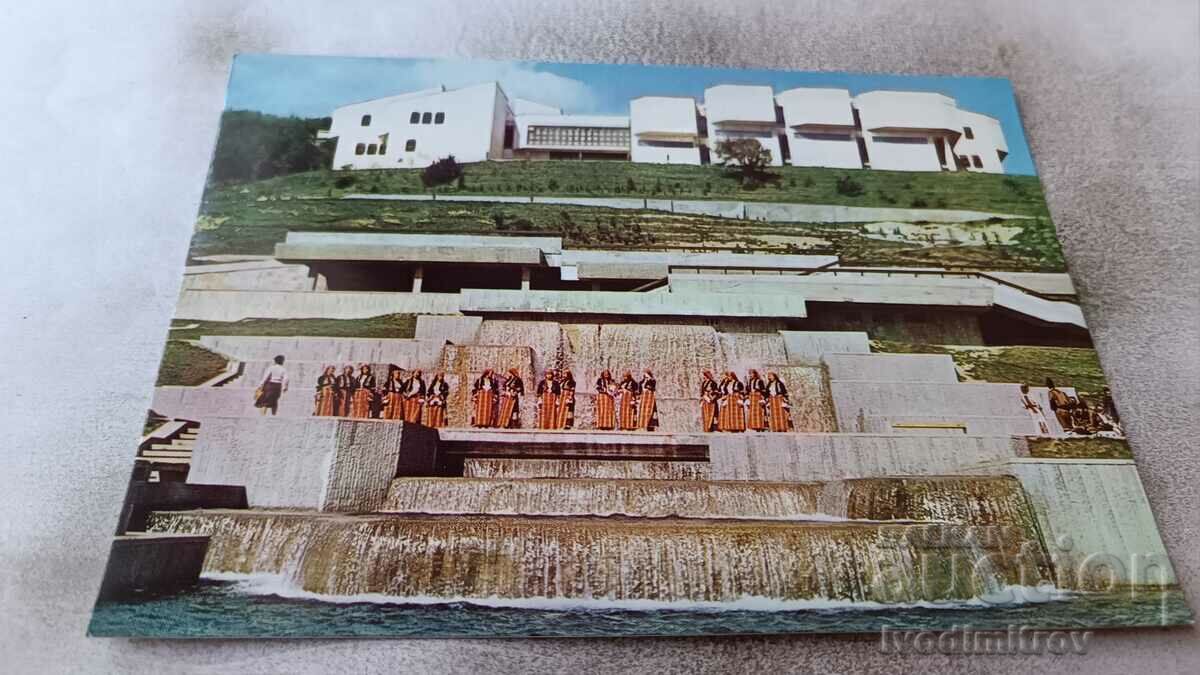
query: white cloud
[{"left": 405, "top": 61, "right": 600, "bottom": 113}]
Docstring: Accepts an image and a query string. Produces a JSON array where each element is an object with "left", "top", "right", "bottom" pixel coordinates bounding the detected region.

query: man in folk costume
[
  {"left": 498, "top": 368, "right": 524, "bottom": 429},
  {"left": 594, "top": 369, "right": 617, "bottom": 430},
  {"left": 380, "top": 368, "right": 406, "bottom": 420},
  {"left": 718, "top": 371, "right": 746, "bottom": 432},
  {"left": 535, "top": 369, "right": 559, "bottom": 430},
  {"left": 765, "top": 371, "right": 794, "bottom": 432},
  {"left": 1019, "top": 384, "right": 1051, "bottom": 435},
  {"left": 699, "top": 370, "right": 720, "bottom": 432},
  {"left": 471, "top": 368, "right": 499, "bottom": 428},
  {"left": 745, "top": 369, "right": 768, "bottom": 432},
  {"left": 424, "top": 371, "right": 450, "bottom": 428},
  {"left": 638, "top": 369, "right": 659, "bottom": 431},
  {"left": 335, "top": 365, "right": 356, "bottom": 417},
  {"left": 556, "top": 369, "right": 577, "bottom": 429},
  {"left": 314, "top": 365, "right": 338, "bottom": 416},
  {"left": 402, "top": 368, "right": 426, "bottom": 424},
  {"left": 1045, "top": 378, "right": 1075, "bottom": 431},
  {"left": 350, "top": 364, "right": 378, "bottom": 418},
  {"left": 618, "top": 371, "right": 640, "bottom": 431}
]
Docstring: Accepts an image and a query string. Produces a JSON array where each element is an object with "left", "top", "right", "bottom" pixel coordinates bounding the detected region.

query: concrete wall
[
  {"left": 96, "top": 535, "right": 209, "bottom": 600},
  {"left": 999, "top": 459, "right": 1177, "bottom": 589},
  {"left": 180, "top": 262, "right": 315, "bottom": 291},
  {"left": 199, "top": 336, "right": 444, "bottom": 365},
  {"left": 708, "top": 432, "right": 1025, "bottom": 481},
  {"left": 175, "top": 290, "right": 461, "bottom": 321},
  {"left": 668, "top": 273, "right": 994, "bottom": 309},
  {"left": 151, "top": 385, "right": 313, "bottom": 420},
  {"left": 414, "top": 315, "right": 483, "bottom": 344},
  {"left": 458, "top": 288, "right": 808, "bottom": 318},
  {"left": 824, "top": 353, "right": 959, "bottom": 384},
  {"left": 780, "top": 331, "right": 870, "bottom": 364},
  {"left": 187, "top": 416, "right": 436, "bottom": 512},
  {"left": 829, "top": 381, "right": 1029, "bottom": 431}
]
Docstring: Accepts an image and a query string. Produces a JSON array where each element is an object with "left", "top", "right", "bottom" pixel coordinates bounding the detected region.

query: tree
[
  {"left": 420, "top": 156, "right": 464, "bottom": 188},
  {"left": 208, "top": 110, "right": 334, "bottom": 185},
  {"left": 713, "top": 138, "right": 774, "bottom": 188}
]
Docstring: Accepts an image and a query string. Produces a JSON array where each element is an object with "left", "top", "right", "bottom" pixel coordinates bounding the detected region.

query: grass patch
[
  {"left": 872, "top": 341, "right": 1108, "bottom": 396},
  {"left": 1027, "top": 437, "right": 1133, "bottom": 460},
  {"left": 156, "top": 341, "right": 230, "bottom": 386},
  {"left": 167, "top": 314, "right": 417, "bottom": 341},
  {"left": 213, "top": 162, "right": 1053, "bottom": 216},
  {"left": 191, "top": 190, "right": 1065, "bottom": 271}
]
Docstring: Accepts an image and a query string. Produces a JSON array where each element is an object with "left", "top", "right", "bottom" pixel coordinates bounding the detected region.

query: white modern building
[{"left": 320, "top": 81, "right": 1009, "bottom": 173}]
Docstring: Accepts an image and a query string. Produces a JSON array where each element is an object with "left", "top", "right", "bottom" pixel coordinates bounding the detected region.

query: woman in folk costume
[
  {"left": 745, "top": 369, "right": 768, "bottom": 432},
  {"left": 555, "top": 369, "right": 577, "bottom": 429},
  {"left": 637, "top": 368, "right": 659, "bottom": 431},
  {"left": 498, "top": 368, "right": 525, "bottom": 429},
  {"left": 1019, "top": 384, "right": 1051, "bottom": 435},
  {"left": 718, "top": 371, "right": 746, "bottom": 432},
  {"left": 699, "top": 370, "right": 720, "bottom": 432},
  {"left": 765, "top": 371, "right": 794, "bottom": 432},
  {"left": 401, "top": 368, "right": 426, "bottom": 424},
  {"left": 335, "top": 365, "right": 356, "bottom": 417},
  {"left": 471, "top": 368, "right": 499, "bottom": 428},
  {"left": 424, "top": 371, "right": 450, "bottom": 428},
  {"left": 350, "top": 364, "right": 378, "bottom": 418},
  {"left": 313, "top": 365, "right": 338, "bottom": 416},
  {"left": 618, "top": 371, "right": 640, "bottom": 431},
  {"left": 594, "top": 370, "right": 617, "bottom": 430},
  {"left": 380, "top": 369, "right": 406, "bottom": 420},
  {"left": 535, "top": 369, "right": 559, "bottom": 430}
]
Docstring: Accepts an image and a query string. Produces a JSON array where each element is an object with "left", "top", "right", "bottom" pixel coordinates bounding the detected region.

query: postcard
[{"left": 88, "top": 54, "right": 1191, "bottom": 638}]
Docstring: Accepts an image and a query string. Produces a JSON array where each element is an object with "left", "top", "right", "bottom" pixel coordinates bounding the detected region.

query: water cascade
[{"left": 150, "top": 510, "right": 1043, "bottom": 604}]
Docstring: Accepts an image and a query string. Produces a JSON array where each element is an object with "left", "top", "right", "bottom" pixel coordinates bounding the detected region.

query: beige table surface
[{"left": 0, "top": 1, "right": 1196, "bottom": 672}]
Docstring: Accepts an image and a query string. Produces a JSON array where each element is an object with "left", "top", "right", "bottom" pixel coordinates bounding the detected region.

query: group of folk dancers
[
  {"left": 313, "top": 364, "right": 451, "bottom": 428},
  {"left": 307, "top": 363, "right": 796, "bottom": 433},
  {"left": 1020, "top": 379, "right": 1123, "bottom": 437},
  {"left": 700, "top": 369, "right": 795, "bottom": 433}
]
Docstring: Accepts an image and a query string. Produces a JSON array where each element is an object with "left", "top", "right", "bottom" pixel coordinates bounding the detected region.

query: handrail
[{"left": 665, "top": 265, "right": 1077, "bottom": 304}]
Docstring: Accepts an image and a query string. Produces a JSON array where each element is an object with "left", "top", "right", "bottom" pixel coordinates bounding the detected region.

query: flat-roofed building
[
  {"left": 775, "top": 88, "right": 864, "bottom": 169},
  {"left": 702, "top": 85, "right": 784, "bottom": 167},
  {"left": 321, "top": 83, "right": 1009, "bottom": 174},
  {"left": 629, "top": 96, "right": 703, "bottom": 164},
  {"left": 513, "top": 114, "right": 631, "bottom": 160}
]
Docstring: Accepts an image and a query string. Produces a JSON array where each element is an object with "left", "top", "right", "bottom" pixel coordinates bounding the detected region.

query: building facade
[{"left": 320, "top": 82, "right": 1009, "bottom": 173}]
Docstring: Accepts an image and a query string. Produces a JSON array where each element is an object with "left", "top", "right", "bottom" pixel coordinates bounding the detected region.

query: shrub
[
  {"left": 547, "top": 178, "right": 559, "bottom": 191},
  {"left": 420, "top": 155, "right": 464, "bottom": 188},
  {"left": 835, "top": 174, "right": 864, "bottom": 197},
  {"left": 626, "top": 177, "right": 636, "bottom": 192},
  {"left": 910, "top": 197, "right": 929, "bottom": 208},
  {"left": 333, "top": 174, "right": 357, "bottom": 189}
]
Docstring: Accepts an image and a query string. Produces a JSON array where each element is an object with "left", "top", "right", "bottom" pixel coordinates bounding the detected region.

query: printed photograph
[{"left": 88, "top": 54, "right": 1191, "bottom": 638}]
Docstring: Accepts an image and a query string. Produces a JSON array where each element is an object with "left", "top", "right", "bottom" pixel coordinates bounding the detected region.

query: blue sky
[{"left": 227, "top": 54, "right": 1036, "bottom": 175}]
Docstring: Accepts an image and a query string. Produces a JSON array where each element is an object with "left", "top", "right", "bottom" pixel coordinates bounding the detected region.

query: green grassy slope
[
  {"left": 872, "top": 341, "right": 1108, "bottom": 396},
  {"left": 212, "top": 161, "right": 1052, "bottom": 216},
  {"left": 167, "top": 314, "right": 417, "bottom": 341}
]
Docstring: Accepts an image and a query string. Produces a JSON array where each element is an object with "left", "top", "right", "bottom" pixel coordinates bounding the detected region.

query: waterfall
[
  {"left": 463, "top": 459, "right": 712, "bottom": 481},
  {"left": 438, "top": 344, "right": 536, "bottom": 427},
  {"left": 150, "top": 510, "right": 1036, "bottom": 604}
]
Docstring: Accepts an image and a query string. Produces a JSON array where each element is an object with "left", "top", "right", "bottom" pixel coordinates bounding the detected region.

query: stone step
[
  {"left": 135, "top": 456, "right": 191, "bottom": 465},
  {"left": 150, "top": 442, "right": 194, "bottom": 452},
  {"left": 382, "top": 476, "right": 1039, "bottom": 529},
  {"left": 142, "top": 450, "right": 193, "bottom": 459}
]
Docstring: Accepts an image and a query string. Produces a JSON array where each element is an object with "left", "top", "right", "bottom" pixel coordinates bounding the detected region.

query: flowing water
[
  {"left": 89, "top": 581, "right": 1192, "bottom": 638},
  {"left": 146, "top": 509, "right": 1044, "bottom": 605}
]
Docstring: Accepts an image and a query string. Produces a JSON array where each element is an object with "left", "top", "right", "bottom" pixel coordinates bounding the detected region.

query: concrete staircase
[{"left": 137, "top": 420, "right": 200, "bottom": 481}]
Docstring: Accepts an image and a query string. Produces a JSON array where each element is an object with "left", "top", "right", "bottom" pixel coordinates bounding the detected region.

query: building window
[
  {"left": 434, "top": 112, "right": 445, "bottom": 124},
  {"left": 355, "top": 143, "right": 366, "bottom": 155},
  {"left": 527, "top": 125, "right": 630, "bottom": 148},
  {"left": 409, "top": 112, "right": 420, "bottom": 124},
  {"left": 367, "top": 143, "right": 378, "bottom": 155},
  {"left": 972, "top": 155, "right": 983, "bottom": 168},
  {"left": 421, "top": 112, "right": 432, "bottom": 124},
  {"left": 405, "top": 139, "right": 417, "bottom": 152},
  {"left": 963, "top": 126, "right": 974, "bottom": 139},
  {"left": 361, "top": 114, "right": 372, "bottom": 126}
]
